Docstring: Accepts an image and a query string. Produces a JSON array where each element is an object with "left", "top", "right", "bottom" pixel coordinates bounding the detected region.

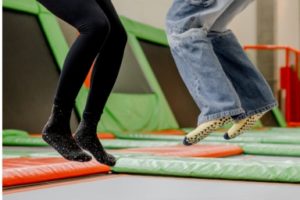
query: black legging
[{"left": 38, "top": 0, "right": 127, "bottom": 122}]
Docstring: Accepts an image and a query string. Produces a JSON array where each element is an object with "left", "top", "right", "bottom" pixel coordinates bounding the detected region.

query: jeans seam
[
  {"left": 232, "top": 101, "right": 278, "bottom": 121},
  {"left": 209, "top": 29, "right": 233, "bottom": 42},
  {"left": 198, "top": 108, "right": 245, "bottom": 125}
]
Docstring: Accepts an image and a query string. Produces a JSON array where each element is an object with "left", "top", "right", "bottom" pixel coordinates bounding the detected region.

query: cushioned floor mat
[{"left": 3, "top": 157, "right": 110, "bottom": 187}]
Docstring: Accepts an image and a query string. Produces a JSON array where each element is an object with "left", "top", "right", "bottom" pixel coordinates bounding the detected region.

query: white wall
[
  {"left": 229, "top": 1, "right": 257, "bottom": 45},
  {"left": 112, "top": 0, "right": 257, "bottom": 44},
  {"left": 61, "top": 0, "right": 300, "bottom": 48},
  {"left": 275, "top": 0, "right": 300, "bottom": 49},
  {"left": 112, "top": 0, "right": 173, "bottom": 30},
  {"left": 274, "top": 0, "right": 300, "bottom": 71}
]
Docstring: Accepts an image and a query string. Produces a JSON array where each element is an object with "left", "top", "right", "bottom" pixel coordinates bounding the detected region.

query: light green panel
[
  {"left": 38, "top": 13, "right": 69, "bottom": 69},
  {"left": 76, "top": 87, "right": 177, "bottom": 132},
  {"left": 120, "top": 16, "right": 168, "bottom": 46},
  {"left": 127, "top": 34, "right": 179, "bottom": 130},
  {"left": 3, "top": 0, "right": 39, "bottom": 14},
  {"left": 5, "top": 0, "right": 286, "bottom": 135},
  {"left": 272, "top": 107, "right": 287, "bottom": 127}
]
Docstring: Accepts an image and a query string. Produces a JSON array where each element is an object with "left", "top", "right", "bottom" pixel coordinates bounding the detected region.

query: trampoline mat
[{"left": 4, "top": 175, "right": 300, "bottom": 200}]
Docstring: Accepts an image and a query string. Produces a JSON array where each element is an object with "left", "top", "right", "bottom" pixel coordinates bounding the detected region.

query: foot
[
  {"left": 224, "top": 112, "right": 266, "bottom": 140},
  {"left": 42, "top": 105, "right": 92, "bottom": 162},
  {"left": 74, "top": 119, "right": 116, "bottom": 166},
  {"left": 183, "top": 116, "right": 232, "bottom": 145}
]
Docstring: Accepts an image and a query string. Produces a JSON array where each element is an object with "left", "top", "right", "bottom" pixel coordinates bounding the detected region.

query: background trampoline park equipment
[{"left": 3, "top": 0, "right": 300, "bottom": 199}]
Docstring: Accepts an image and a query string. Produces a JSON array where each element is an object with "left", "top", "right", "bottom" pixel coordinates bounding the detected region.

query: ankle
[{"left": 43, "top": 104, "right": 72, "bottom": 134}]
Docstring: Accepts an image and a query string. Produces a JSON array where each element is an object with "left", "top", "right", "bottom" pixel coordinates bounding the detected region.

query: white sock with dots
[
  {"left": 224, "top": 112, "right": 266, "bottom": 140},
  {"left": 183, "top": 116, "right": 232, "bottom": 145}
]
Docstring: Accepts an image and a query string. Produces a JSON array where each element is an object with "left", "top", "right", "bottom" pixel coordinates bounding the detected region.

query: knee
[
  {"left": 110, "top": 23, "right": 127, "bottom": 46},
  {"left": 79, "top": 18, "right": 111, "bottom": 39}
]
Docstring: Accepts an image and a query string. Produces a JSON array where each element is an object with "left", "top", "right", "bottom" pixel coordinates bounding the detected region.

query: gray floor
[{"left": 4, "top": 175, "right": 300, "bottom": 200}]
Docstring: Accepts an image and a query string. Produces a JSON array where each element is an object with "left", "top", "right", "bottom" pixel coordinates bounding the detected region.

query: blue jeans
[{"left": 166, "top": 0, "right": 277, "bottom": 124}]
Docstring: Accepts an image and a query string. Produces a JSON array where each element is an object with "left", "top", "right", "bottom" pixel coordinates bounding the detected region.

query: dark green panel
[
  {"left": 3, "top": 9, "right": 78, "bottom": 133},
  {"left": 112, "top": 45, "right": 153, "bottom": 93},
  {"left": 139, "top": 40, "right": 200, "bottom": 127}
]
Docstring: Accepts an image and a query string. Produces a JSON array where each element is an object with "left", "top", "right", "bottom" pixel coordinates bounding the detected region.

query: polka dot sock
[
  {"left": 74, "top": 117, "right": 116, "bottom": 166},
  {"left": 183, "top": 116, "right": 232, "bottom": 145},
  {"left": 224, "top": 112, "right": 266, "bottom": 140},
  {"left": 42, "top": 105, "right": 92, "bottom": 162}
]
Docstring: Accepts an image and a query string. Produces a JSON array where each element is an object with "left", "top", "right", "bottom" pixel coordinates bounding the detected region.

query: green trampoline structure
[{"left": 2, "top": 0, "right": 300, "bottom": 200}]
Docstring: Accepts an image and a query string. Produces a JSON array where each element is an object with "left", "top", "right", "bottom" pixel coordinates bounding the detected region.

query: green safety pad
[
  {"left": 2, "top": 131, "right": 181, "bottom": 148},
  {"left": 102, "top": 139, "right": 181, "bottom": 149},
  {"left": 270, "top": 127, "right": 300, "bottom": 132},
  {"left": 4, "top": 136, "right": 48, "bottom": 146},
  {"left": 240, "top": 143, "right": 300, "bottom": 157},
  {"left": 3, "top": 149, "right": 59, "bottom": 158},
  {"left": 2, "top": 148, "right": 150, "bottom": 159},
  {"left": 3, "top": 136, "right": 181, "bottom": 149},
  {"left": 113, "top": 156, "right": 300, "bottom": 183},
  {"left": 3, "top": 129, "right": 29, "bottom": 138},
  {"left": 3, "top": 130, "right": 300, "bottom": 157},
  {"left": 115, "top": 131, "right": 300, "bottom": 144}
]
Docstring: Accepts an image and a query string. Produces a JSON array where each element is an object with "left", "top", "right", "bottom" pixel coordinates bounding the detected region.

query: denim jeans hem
[
  {"left": 197, "top": 108, "right": 244, "bottom": 125},
  {"left": 208, "top": 29, "right": 232, "bottom": 39},
  {"left": 232, "top": 101, "right": 278, "bottom": 121}
]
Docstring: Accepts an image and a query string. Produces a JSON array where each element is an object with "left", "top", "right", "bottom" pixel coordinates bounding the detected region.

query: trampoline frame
[{"left": 3, "top": 0, "right": 287, "bottom": 135}]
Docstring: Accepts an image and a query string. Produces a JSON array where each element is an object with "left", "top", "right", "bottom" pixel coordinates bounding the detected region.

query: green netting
[
  {"left": 113, "top": 156, "right": 300, "bottom": 183},
  {"left": 76, "top": 87, "right": 178, "bottom": 133}
]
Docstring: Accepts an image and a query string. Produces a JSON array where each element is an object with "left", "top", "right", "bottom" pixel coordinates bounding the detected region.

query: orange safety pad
[
  {"left": 288, "top": 122, "right": 300, "bottom": 127},
  {"left": 119, "top": 144, "right": 243, "bottom": 158},
  {"left": 97, "top": 133, "right": 116, "bottom": 139},
  {"left": 84, "top": 64, "right": 94, "bottom": 88},
  {"left": 145, "top": 129, "right": 185, "bottom": 135},
  {"left": 3, "top": 157, "right": 110, "bottom": 187}
]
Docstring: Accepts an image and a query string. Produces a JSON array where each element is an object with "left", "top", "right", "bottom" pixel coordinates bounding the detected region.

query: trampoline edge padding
[
  {"left": 112, "top": 156, "right": 300, "bottom": 183},
  {"left": 118, "top": 145, "right": 243, "bottom": 158},
  {"left": 3, "top": 158, "right": 110, "bottom": 187}
]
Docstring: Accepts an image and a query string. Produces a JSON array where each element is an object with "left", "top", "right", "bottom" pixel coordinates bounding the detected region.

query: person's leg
[
  {"left": 166, "top": 0, "right": 244, "bottom": 145},
  {"left": 211, "top": 31, "right": 277, "bottom": 139},
  {"left": 74, "top": 0, "right": 127, "bottom": 166},
  {"left": 207, "top": 0, "right": 277, "bottom": 139},
  {"left": 38, "top": 0, "right": 110, "bottom": 162}
]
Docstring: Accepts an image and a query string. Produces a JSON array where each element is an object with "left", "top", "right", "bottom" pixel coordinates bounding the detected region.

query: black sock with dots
[
  {"left": 74, "top": 113, "right": 116, "bottom": 166},
  {"left": 42, "top": 105, "right": 92, "bottom": 162}
]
